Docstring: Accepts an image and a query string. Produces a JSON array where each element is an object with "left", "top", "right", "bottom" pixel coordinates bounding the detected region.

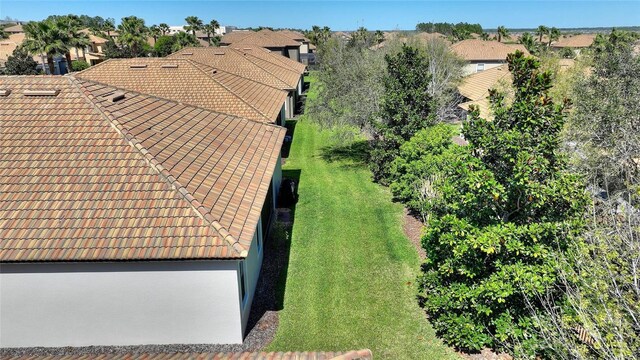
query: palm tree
[
  {"left": 117, "top": 16, "right": 148, "bottom": 57},
  {"left": 480, "top": 32, "right": 490, "bottom": 41},
  {"left": 203, "top": 19, "right": 220, "bottom": 44},
  {"left": 184, "top": 16, "right": 203, "bottom": 37},
  {"left": 23, "top": 20, "right": 68, "bottom": 74},
  {"left": 496, "top": 26, "right": 510, "bottom": 42},
  {"left": 159, "top": 23, "right": 170, "bottom": 36},
  {"left": 59, "top": 15, "right": 91, "bottom": 65},
  {"left": 103, "top": 18, "right": 115, "bottom": 38},
  {"left": 149, "top": 25, "right": 161, "bottom": 43},
  {"left": 548, "top": 27, "right": 560, "bottom": 46},
  {"left": 519, "top": 32, "right": 536, "bottom": 53},
  {"left": 172, "top": 31, "right": 200, "bottom": 52},
  {"left": 535, "top": 25, "right": 549, "bottom": 43},
  {"left": 0, "top": 29, "right": 8, "bottom": 40}
]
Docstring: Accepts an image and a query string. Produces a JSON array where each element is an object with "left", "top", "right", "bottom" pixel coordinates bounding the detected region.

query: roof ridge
[
  {"left": 186, "top": 59, "right": 273, "bottom": 122},
  {"left": 68, "top": 77, "right": 247, "bottom": 257},
  {"left": 229, "top": 48, "right": 298, "bottom": 89},
  {"left": 238, "top": 48, "right": 303, "bottom": 75}
]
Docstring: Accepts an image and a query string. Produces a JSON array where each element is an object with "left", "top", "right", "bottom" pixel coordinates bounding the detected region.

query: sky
[{"left": 1, "top": 1, "right": 639, "bottom": 31}]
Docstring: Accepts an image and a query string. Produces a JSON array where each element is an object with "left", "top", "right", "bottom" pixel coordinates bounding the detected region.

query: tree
[
  {"left": 71, "top": 59, "right": 90, "bottom": 71},
  {"left": 418, "top": 51, "right": 588, "bottom": 356},
  {"left": 535, "top": 25, "right": 549, "bottom": 43},
  {"left": 117, "top": 16, "right": 148, "bottom": 57},
  {"left": 530, "top": 30, "right": 640, "bottom": 359},
  {"left": 154, "top": 35, "right": 176, "bottom": 56},
  {"left": 102, "top": 18, "right": 115, "bottom": 37},
  {"left": 519, "top": 32, "right": 537, "bottom": 54},
  {"left": 171, "top": 31, "right": 200, "bottom": 52},
  {"left": 23, "top": 20, "right": 68, "bottom": 74},
  {"left": 480, "top": 32, "right": 490, "bottom": 41},
  {"left": 158, "top": 23, "right": 170, "bottom": 35},
  {"left": 374, "top": 30, "right": 385, "bottom": 44},
  {"left": 548, "top": 27, "right": 560, "bottom": 46},
  {"left": 0, "top": 28, "right": 8, "bottom": 40},
  {"left": 203, "top": 19, "right": 220, "bottom": 45},
  {"left": 496, "top": 25, "right": 510, "bottom": 42},
  {"left": 370, "top": 45, "right": 436, "bottom": 183},
  {"left": 184, "top": 16, "right": 203, "bottom": 36},
  {"left": 60, "top": 15, "right": 91, "bottom": 65},
  {"left": 149, "top": 25, "right": 161, "bottom": 43},
  {"left": 305, "top": 25, "right": 331, "bottom": 47},
  {"left": 3, "top": 46, "right": 39, "bottom": 75}
]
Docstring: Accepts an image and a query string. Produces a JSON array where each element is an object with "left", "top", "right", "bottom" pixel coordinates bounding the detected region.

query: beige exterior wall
[{"left": 463, "top": 61, "right": 504, "bottom": 76}]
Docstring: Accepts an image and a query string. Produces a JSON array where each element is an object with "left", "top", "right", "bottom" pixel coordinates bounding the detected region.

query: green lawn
[{"left": 266, "top": 74, "right": 458, "bottom": 359}]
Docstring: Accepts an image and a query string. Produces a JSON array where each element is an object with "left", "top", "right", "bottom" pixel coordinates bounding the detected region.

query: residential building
[
  {"left": 69, "top": 29, "right": 108, "bottom": 65},
  {"left": 168, "top": 47, "right": 305, "bottom": 118},
  {"left": 3, "top": 23, "right": 23, "bottom": 34},
  {"left": 451, "top": 39, "right": 530, "bottom": 75},
  {"left": 74, "top": 58, "right": 288, "bottom": 125},
  {"left": 551, "top": 34, "right": 596, "bottom": 54},
  {"left": 0, "top": 75, "right": 285, "bottom": 347},
  {"left": 277, "top": 29, "right": 314, "bottom": 64},
  {"left": 220, "top": 29, "right": 303, "bottom": 63},
  {"left": 457, "top": 64, "right": 512, "bottom": 120}
]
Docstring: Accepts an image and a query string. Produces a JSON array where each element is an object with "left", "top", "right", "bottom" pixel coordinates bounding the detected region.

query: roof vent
[
  {"left": 182, "top": 52, "right": 193, "bottom": 55},
  {"left": 109, "top": 91, "right": 126, "bottom": 102},
  {"left": 243, "top": 48, "right": 252, "bottom": 50},
  {"left": 212, "top": 69, "right": 218, "bottom": 74},
  {"left": 161, "top": 64, "right": 179, "bottom": 68},
  {"left": 0, "top": 89, "right": 11, "bottom": 96},
  {"left": 129, "top": 64, "right": 147, "bottom": 69},
  {"left": 213, "top": 51, "right": 225, "bottom": 55},
  {"left": 23, "top": 89, "right": 60, "bottom": 97}
]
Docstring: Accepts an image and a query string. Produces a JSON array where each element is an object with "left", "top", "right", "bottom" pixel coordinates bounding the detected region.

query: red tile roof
[{"left": 0, "top": 76, "right": 285, "bottom": 262}]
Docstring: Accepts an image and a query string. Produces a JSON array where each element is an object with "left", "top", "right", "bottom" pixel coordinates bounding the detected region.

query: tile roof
[
  {"left": 551, "top": 34, "right": 596, "bottom": 48},
  {"left": 232, "top": 45, "right": 307, "bottom": 74},
  {"left": 221, "top": 29, "right": 301, "bottom": 48},
  {"left": 458, "top": 65, "right": 512, "bottom": 120},
  {"left": 278, "top": 29, "right": 311, "bottom": 42},
  {"left": 80, "top": 28, "right": 108, "bottom": 44},
  {"left": 451, "top": 39, "right": 530, "bottom": 61},
  {"left": 74, "top": 58, "right": 273, "bottom": 123},
  {"left": 0, "top": 76, "right": 285, "bottom": 262},
  {"left": 4, "top": 24, "right": 23, "bottom": 33},
  {"left": 3, "top": 349, "right": 373, "bottom": 360},
  {"left": 169, "top": 47, "right": 300, "bottom": 90}
]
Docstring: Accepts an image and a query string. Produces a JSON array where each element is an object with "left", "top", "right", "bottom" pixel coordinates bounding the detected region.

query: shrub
[
  {"left": 418, "top": 51, "right": 588, "bottom": 356},
  {"left": 71, "top": 60, "right": 90, "bottom": 72},
  {"left": 3, "top": 46, "right": 38, "bottom": 75},
  {"left": 154, "top": 35, "right": 176, "bottom": 57}
]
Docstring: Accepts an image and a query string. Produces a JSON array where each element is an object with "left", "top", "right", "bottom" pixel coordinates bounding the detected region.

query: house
[
  {"left": 0, "top": 75, "right": 285, "bottom": 347},
  {"left": 220, "top": 29, "right": 303, "bottom": 63},
  {"left": 551, "top": 34, "right": 596, "bottom": 54},
  {"left": 0, "top": 32, "right": 68, "bottom": 74},
  {"left": 277, "top": 29, "right": 315, "bottom": 64},
  {"left": 457, "top": 64, "right": 512, "bottom": 120},
  {"left": 168, "top": 47, "right": 305, "bottom": 118},
  {"left": 451, "top": 39, "right": 530, "bottom": 75},
  {"left": 370, "top": 32, "right": 448, "bottom": 51},
  {"left": 74, "top": 58, "right": 288, "bottom": 125},
  {"left": 68, "top": 29, "right": 108, "bottom": 65},
  {"left": 3, "top": 350, "right": 373, "bottom": 360},
  {"left": 3, "top": 23, "right": 23, "bottom": 34}
]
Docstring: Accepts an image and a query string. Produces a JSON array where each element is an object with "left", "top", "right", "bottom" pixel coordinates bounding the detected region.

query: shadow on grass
[
  {"left": 244, "top": 169, "right": 300, "bottom": 337},
  {"left": 280, "top": 120, "right": 297, "bottom": 159},
  {"left": 319, "top": 139, "right": 370, "bottom": 169}
]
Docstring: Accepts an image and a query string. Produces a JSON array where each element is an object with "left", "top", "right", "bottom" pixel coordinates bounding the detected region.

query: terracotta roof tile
[
  {"left": 3, "top": 350, "right": 373, "bottom": 360},
  {"left": 169, "top": 48, "right": 301, "bottom": 90},
  {"left": 551, "top": 34, "right": 596, "bottom": 48},
  {"left": 74, "top": 58, "right": 272, "bottom": 123},
  {"left": 232, "top": 45, "right": 307, "bottom": 75},
  {"left": 457, "top": 65, "right": 512, "bottom": 120},
  {"left": 0, "top": 76, "right": 285, "bottom": 262},
  {"left": 451, "top": 39, "right": 530, "bottom": 61},
  {"left": 221, "top": 29, "right": 301, "bottom": 48}
]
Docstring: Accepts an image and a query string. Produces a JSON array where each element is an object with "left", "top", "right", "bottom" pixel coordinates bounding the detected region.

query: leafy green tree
[
  {"left": 496, "top": 25, "right": 510, "bottom": 42},
  {"left": 116, "top": 16, "right": 148, "bottom": 57},
  {"left": 149, "top": 25, "right": 161, "bottom": 43},
  {"left": 0, "top": 28, "right": 8, "bottom": 39},
  {"left": 183, "top": 16, "right": 203, "bottom": 36},
  {"left": 370, "top": 45, "right": 436, "bottom": 183},
  {"left": 171, "top": 31, "right": 200, "bottom": 52},
  {"left": 154, "top": 35, "right": 177, "bottom": 56},
  {"left": 3, "top": 46, "right": 39, "bottom": 75},
  {"left": 23, "top": 20, "right": 68, "bottom": 74},
  {"left": 158, "top": 23, "right": 170, "bottom": 35},
  {"left": 60, "top": 15, "right": 91, "bottom": 66},
  {"left": 480, "top": 32, "right": 490, "bottom": 41},
  {"left": 535, "top": 25, "right": 549, "bottom": 43},
  {"left": 203, "top": 19, "right": 220, "bottom": 45},
  {"left": 418, "top": 51, "right": 588, "bottom": 355},
  {"left": 304, "top": 25, "right": 331, "bottom": 47},
  {"left": 374, "top": 30, "right": 385, "bottom": 44},
  {"left": 70, "top": 59, "right": 90, "bottom": 71}
]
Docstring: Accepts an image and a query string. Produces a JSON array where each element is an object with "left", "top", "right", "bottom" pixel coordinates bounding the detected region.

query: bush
[
  {"left": 388, "top": 124, "right": 463, "bottom": 220},
  {"left": 418, "top": 52, "right": 588, "bottom": 356},
  {"left": 71, "top": 60, "right": 90, "bottom": 72},
  {"left": 154, "top": 35, "right": 176, "bottom": 57},
  {"left": 3, "top": 46, "right": 38, "bottom": 75}
]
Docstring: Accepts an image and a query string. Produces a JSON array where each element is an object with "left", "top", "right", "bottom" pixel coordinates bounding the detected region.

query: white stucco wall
[
  {"left": 300, "top": 43, "right": 309, "bottom": 54},
  {"left": 462, "top": 61, "right": 504, "bottom": 76},
  {"left": 0, "top": 260, "right": 243, "bottom": 347},
  {"left": 239, "top": 228, "right": 263, "bottom": 335}
]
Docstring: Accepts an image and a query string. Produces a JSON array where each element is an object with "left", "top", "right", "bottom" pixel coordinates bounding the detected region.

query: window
[
  {"left": 477, "top": 63, "right": 485, "bottom": 72},
  {"left": 239, "top": 262, "right": 247, "bottom": 306}
]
